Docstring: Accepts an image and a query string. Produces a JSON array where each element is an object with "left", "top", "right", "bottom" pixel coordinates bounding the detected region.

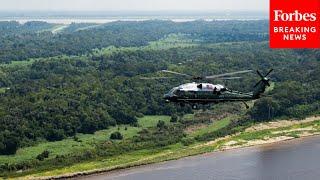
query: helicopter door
[
  {"left": 213, "top": 87, "right": 221, "bottom": 95},
  {"left": 190, "top": 91, "right": 197, "bottom": 99},
  {"left": 213, "top": 87, "right": 217, "bottom": 94}
]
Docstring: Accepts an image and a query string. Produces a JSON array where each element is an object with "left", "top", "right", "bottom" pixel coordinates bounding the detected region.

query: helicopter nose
[
  {"left": 163, "top": 93, "right": 178, "bottom": 103},
  {"left": 163, "top": 94, "right": 171, "bottom": 102}
]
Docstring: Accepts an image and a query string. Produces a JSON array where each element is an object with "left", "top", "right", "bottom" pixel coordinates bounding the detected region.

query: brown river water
[{"left": 79, "top": 135, "right": 320, "bottom": 180}]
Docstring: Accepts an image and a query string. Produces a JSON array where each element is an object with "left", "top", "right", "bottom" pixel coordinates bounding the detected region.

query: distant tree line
[{"left": 0, "top": 20, "right": 268, "bottom": 63}]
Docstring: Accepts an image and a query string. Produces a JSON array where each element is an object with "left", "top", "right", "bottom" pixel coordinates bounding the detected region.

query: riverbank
[
  {"left": 18, "top": 116, "right": 320, "bottom": 180},
  {"left": 80, "top": 134, "right": 320, "bottom": 180}
]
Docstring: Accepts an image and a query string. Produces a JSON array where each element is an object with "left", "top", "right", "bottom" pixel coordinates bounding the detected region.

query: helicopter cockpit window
[
  {"left": 176, "top": 89, "right": 182, "bottom": 95},
  {"left": 169, "top": 87, "right": 178, "bottom": 94}
]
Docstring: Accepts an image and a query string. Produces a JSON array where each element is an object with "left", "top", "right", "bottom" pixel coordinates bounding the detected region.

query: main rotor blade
[
  {"left": 161, "top": 70, "right": 192, "bottom": 77},
  {"left": 260, "top": 94, "right": 272, "bottom": 97},
  {"left": 217, "top": 77, "right": 242, "bottom": 80},
  {"left": 266, "top": 80, "right": 271, "bottom": 87},
  {"left": 205, "top": 70, "right": 253, "bottom": 79},
  {"left": 254, "top": 80, "right": 262, "bottom": 88},
  {"left": 265, "top": 69, "right": 274, "bottom": 77},
  {"left": 139, "top": 77, "right": 172, "bottom": 80},
  {"left": 257, "top": 70, "right": 264, "bottom": 78}
]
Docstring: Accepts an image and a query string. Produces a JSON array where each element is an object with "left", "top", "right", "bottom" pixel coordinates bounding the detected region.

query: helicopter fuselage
[{"left": 163, "top": 82, "right": 256, "bottom": 104}]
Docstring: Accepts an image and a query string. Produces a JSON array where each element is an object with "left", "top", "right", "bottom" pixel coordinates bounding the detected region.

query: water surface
[
  {"left": 0, "top": 11, "right": 268, "bottom": 24},
  {"left": 82, "top": 136, "right": 320, "bottom": 180}
]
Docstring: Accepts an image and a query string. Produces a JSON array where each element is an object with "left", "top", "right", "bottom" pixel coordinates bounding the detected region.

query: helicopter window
[
  {"left": 169, "top": 88, "right": 178, "bottom": 94},
  {"left": 176, "top": 89, "right": 182, "bottom": 95},
  {"left": 197, "top": 84, "right": 203, "bottom": 89}
]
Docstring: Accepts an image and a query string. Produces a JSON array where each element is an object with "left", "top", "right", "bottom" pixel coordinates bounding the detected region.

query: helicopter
[{"left": 141, "top": 69, "right": 273, "bottom": 109}]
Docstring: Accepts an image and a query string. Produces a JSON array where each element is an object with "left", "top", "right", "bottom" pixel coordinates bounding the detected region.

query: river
[
  {"left": 0, "top": 11, "right": 267, "bottom": 24},
  {"left": 80, "top": 135, "right": 320, "bottom": 180}
]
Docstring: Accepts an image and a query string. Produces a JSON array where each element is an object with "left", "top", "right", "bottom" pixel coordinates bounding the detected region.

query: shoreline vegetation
[{"left": 20, "top": 115, "right": 319, "bottom": 180}]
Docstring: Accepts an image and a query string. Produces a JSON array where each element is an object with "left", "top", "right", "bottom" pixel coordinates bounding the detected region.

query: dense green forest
[
  {"left": 0, "top": 20, "right": 319, "bottom": 175},
  {"left": 0, "top": 20, "right": 268, "bottom": 63}
]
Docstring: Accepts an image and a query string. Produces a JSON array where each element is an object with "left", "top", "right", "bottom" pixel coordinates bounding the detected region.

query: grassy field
[
  {"left": 0, "top": 115, "right": 170, "bottom": 165},
  {"left": 50, "top": 25, "right": 68, "bottom": 34},
  {"left": 0, "top": 33, "right": 198, "bottom": 69},
  {"left": 0, "top": 113, "right": 234, "bottom": 178},
  {"left": 189, "top": 116, "right": 233, "bottom": 137},
  {"left": 138, "top": 115, "right": 171, "bottom": 128},
  {"left": 0, "top": 88, "right": 6, "bottom": 94},
  {"left": 92, "top": 33, "right": 199, "bottom": 57},
  {"left": 0, "top": 113, "right": 234, "bottom": 165},
  {"left": 0, "top": 59, "right": 36, "bottom": 68}
]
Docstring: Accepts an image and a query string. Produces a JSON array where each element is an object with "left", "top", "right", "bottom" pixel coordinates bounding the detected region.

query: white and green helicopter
[{"left": 142, "top": 69, "right": 273, "bottom": 108}]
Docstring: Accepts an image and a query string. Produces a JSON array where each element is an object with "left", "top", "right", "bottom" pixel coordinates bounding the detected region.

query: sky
[{"left": 0, "top": 0, "right": 268, "bottom": 12}]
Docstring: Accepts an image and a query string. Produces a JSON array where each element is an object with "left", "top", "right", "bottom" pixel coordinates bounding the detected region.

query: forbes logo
[{"left": 273, "top": 10, "right": 317, "bottom": 22}]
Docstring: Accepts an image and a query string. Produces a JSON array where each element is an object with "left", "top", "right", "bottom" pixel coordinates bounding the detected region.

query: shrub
[
  {"left": 73, "top": 136, "right": 82, "bottom": 142},
  {"left": 170, "top": 114, "right": 178, "bottom": 122},
  {"left": 45, "top": 129, "right": 65, "bottom": 141},
  {"left": 36, "top": 150, "right": 50, "bottom": 161},
  {"left": 0, "top": 133, "right": 20, "bottom": 155},
  {"left": 110, "top": 132, "right": 123, "bottom": 140},
  {"left": 181, "top": 137, "right": 195, "bottom": 146},
  {"left": 249, "top": 97, "right": 279, "bottom": 121},
  {"left": 157, "top": 120, "right": 166, "bottom": 129}
]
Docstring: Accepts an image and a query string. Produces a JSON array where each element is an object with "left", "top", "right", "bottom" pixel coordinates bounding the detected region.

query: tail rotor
[
  {"left": 253, "top": 69, "right": 273, "bottom": 98},
  {"left": 254, "top": 69, "right": 273, "bottom": 88}
]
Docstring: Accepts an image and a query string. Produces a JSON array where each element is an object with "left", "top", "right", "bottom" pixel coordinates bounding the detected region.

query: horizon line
[{"left": 0, "top": 10, "right": 268, "bottom": 13}]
